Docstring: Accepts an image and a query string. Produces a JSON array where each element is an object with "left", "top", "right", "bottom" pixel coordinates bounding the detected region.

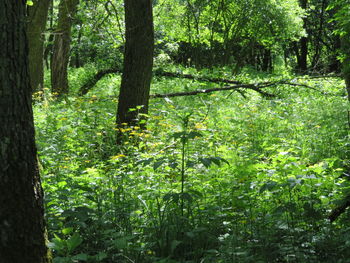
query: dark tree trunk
[
  {"left": 310, "top": 0, "right": 326, "bottom": 71},
  {"left": 341, "top": 36, "right": 350, "bottom": 101},
  {"left": 44, "top": 33, "right": 54, "bottom": 70},
  {"left": 74, "top": 26, "right": 82, "bottom": 68},
  {"left": 27, "top": 0, "right": 50, "bottom": 93},
  {"left": 298, "top": 37, "right": 308, "bottom": 73},
  {"left": 329, "top": 35, "right": 341, "bottom": 73},
  {"left": 0, "top": 1, "right": 50, "bottom": 262},
  {"left": 116, "top": 0, "right": 154, "bottom": 126},
  {"left": 43, "top": 3, "right": 54, "bottom": 70},
  {"left": 295, "top": 0, "right": 308, "bottom": 73},
  {"left": 261, "top": 48, "right": 272, "bottom": 72},
  {"left": 51, "top": 0, "right": 79, "bottom": 95}
]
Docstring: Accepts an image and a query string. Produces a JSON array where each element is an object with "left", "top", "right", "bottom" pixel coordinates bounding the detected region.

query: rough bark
[
  {"left": 0, "top": 1, "right": 51, "bottom": 262},
  {"left": 27, "top": 0, "right": 50, "bottom": 93},
  {"left": 116, "top": 0, "right": 154, "bottom": 126},
  {"left": 51, "top": 0, "right": 79, "bottom": 95}
]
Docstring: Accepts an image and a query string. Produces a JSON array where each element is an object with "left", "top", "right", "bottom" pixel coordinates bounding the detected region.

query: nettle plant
[
  {"left": 141, "top": 111, "right": 228, "bottom": 203},
  {"left": 136, "top": 110, "right": 229, "bottom": 260}
]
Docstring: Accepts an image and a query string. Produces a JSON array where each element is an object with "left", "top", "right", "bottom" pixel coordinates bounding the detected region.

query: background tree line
[{"left": 27, "top": 0, "right": 350, "bottom": 96}]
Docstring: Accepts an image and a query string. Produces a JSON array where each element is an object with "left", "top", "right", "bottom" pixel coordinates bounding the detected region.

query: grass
[{"left": 34, "top": 66, "right": 350, "bottom": 262}]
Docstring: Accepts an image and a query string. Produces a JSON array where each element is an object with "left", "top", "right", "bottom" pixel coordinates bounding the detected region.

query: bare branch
[{"left": 150, "top": 82, "right": 276, "bottom": 98}]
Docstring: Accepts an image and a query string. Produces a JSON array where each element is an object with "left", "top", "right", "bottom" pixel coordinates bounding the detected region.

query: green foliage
[
  {"left": 328, "top": 0, "right": 350, "bottom": 36},
  {"left": 35, "top": 66, "right": 350, "bottom": 262},
  {"left": 154, "top": 0, "right": 304, "bottom": 68},
  {"left": 156, "top": 0, "right": 304, "bottom": 45}
]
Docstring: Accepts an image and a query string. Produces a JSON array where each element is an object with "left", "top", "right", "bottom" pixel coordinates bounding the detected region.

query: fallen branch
[
  {"left": 276, "top": 80, "right": 331, "bottom": 95},
  {"left": 78, "top": 67, "right": 242, "bottom": 95},
  {"left": 78, "top": 66, "right": 336, "bottom": 99},
  {"left": 150, "top": 80, "right": 329, "bottom": 99},
  {"left": 79, "top": 68, "right": 122, "bottom": 95},
  {"left": 150, "top": 82, "right": 277, "bottom": 98},
  {"left": 79, "top": 77, "right": 336, "bottom": 102},
  {"left": 153, "top": 69, "right": 242, "bottom": 85}
]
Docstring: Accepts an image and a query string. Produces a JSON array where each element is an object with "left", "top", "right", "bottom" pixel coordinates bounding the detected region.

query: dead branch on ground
[{"left": 79, "top": 68, "right": 242, "bottom": 95}]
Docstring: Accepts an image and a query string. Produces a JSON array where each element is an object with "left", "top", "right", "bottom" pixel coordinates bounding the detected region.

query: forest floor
[{"left": 35, "top": 65, "right": 350, "bottom": 263}]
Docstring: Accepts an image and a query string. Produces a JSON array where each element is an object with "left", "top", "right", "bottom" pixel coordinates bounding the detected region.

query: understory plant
[{"left": 34, "top": 67, "right": 350, "bottom": 262}]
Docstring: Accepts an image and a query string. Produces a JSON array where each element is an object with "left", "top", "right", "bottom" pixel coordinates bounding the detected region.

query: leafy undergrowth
[{"left": 34, "top": 67, "right": 350, "bottom": 262}]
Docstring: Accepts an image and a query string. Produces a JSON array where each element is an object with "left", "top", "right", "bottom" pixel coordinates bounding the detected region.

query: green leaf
[
  {"left": 163, "top": 193, "right": 180, "bottom": 203},
  {"left": 114, "top": 237, "right": 128, "bottom": 249},
  {"left": 287, "top": 178, "right": 303, "bottom": 189},
  {"left": 72, "top": 253, "right": 88, "bottom": 261},
  {"left": 163, "top": 193, "right": 172, "bottom": 201},
  {"left": 153, "top": 158, "right": 166, "bottom": 170},
  {"left": 186, "top": 160, "right": 195, "bottom": 168},
  {"left": 96, "top": 252, "right": 108, "bottom": 261},
  {"left": 26, "top": 0, "right": 34, "bottom": 6},
  {"left": 172, "top": 131, "right": 186, "bottom": 139},
  {"left": 213, "top": 156, "right": 230, "bottom": 166},
  {"left": 259, "top": 181, "right": 278, "bottom": 193},
  {"left": 169, "top": 160, "right": 179, "bottom": 169},
  {"left": 185, "top": 231, "right": 195, "bottom": 238},
  {"left": 199, "top": 157, "right": 229, "bottom": 168},
  {"left": 199, "top": 158, "right": 212, "bottom": 168},
  {"left": 53, "top": 257, "right": 70, "bottom": 263},
  {"left": 62, "top": 227, "right": 73, "bottom": 235},
  {"left": 52, "top": 234, "right": 66, "bottom": 252},
  {"left": 170, "top": 240, "right": 182, "bottom": 254},
  {"left": 181, "top": 192, "right": 193, "bottom": 202},
  {"left": 187, "top": 131, "right": 202, "bottom": 139},
  {"left": 137, "top": 157, "right": 154, "bottom": 166},
  {"left": 67, "top": 233, "right": 83, "bottom": 253}
]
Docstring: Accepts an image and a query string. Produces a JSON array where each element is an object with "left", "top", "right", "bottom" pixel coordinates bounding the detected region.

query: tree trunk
[
  {"left": 261, "top": 47, "right": 272, "bottom": 72},
  {"left": 295, "top": 0, "right": 308, "bottom": 73},
  {"left": 27, "top": 0, "right": 50, "bottom": 93},
  {"left": 298, "top": 36, "right": 308, "bottom": 73},
  {"left": 310, "top": 0, "right": 326, "bottom": 71},
  {"left": 116, "top": 0, "right": 154, "bottom": 126},
  {"left": 341, "top": 36, "right": 350, "bottom": 101},
  {"left": 74, "top": 25, "right": 82, "bottom": 68},
  {"left": 51, "top": 0, "right": 79, "bottom": 95},
  {"left": 0, "top": 1, "right": 51, "bottom": 262},
  {"left": 329, "top": 35, "right": 341, "bottom": 73}
]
